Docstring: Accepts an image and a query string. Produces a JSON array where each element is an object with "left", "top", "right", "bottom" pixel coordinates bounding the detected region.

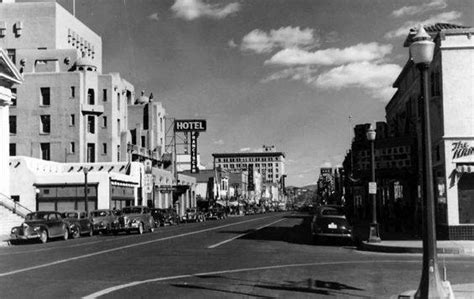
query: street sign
[
  {"left": 368, "top": 182, "right": 377, "bottom": 194},
  {"left": 144, "top": 174, "right": 153, "bottom": 193},
  {"left": 174, "top": 119, "right": 207, "bottom": 132}
]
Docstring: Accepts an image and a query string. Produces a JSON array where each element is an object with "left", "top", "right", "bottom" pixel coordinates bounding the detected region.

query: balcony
[
  {"left": 127, "top": 143, "right": 163, "bottom": 164},
  {"left": 81, "top": 103, "right": 104, "bottom": 115}
]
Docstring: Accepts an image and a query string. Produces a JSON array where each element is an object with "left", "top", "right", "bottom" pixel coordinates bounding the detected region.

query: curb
[{"left": 359, "top": 241, "right": 470, "bottom": 255}]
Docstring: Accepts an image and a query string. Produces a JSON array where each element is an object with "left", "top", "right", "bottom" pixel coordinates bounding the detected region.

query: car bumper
[{"left": 10, "top": 233, "right": 40, "bottom": 241}]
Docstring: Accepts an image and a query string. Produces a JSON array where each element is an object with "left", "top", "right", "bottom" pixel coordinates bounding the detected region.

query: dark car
[
  {"left": 182, "top": 208, "right": 205, "bottom": 223},
  {"left": 311, "top": 215, "right": 354, "bottom": 244},
  {"left": 114, "top": 206, "right": 155, "bottom": 234},
  {"left": 206, "top": 207, "right": 227, "bottom": 220},
  {"left": 62, "top": 211, "right": 93, "bottom": 239},
  {"left": 150, "top": 208, "right": 167, "bottom": 227},
  {"left": 10, "top": 211, "right": 70, "bottom": 244},
  {"left": 90, "top": 209, "right": 120, "bottom": 234}
]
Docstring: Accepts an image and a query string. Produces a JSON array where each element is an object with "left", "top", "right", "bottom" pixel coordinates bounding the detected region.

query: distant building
[{"left": 176, "top": 153, "right": 206, "bottom": 172}]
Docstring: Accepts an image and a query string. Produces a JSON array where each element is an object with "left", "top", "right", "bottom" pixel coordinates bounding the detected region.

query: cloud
[
  {"left": 171, "top": 0, "right": 240, "bottom": 20},
  {"left": 147, "top": 12, "right": 160, "bottom": 21},
  {"left": 392, "top": 0, "right": 447, "bottom": 17},
  {"left": 265, "top": 42, "right": 393, "bottom": 66},
  {"left": 321, "top": 161, "right": 332, "bottom": 168},
  {"left": 241, "top": 27, "right": 319, "bottom": 54},
  {"left": 228, "top": 39, "right": 238, "bottom": 48},
  {"left": 385, "top": 11, "right": 462, "bottom": 38},
  {"left": 240, "top": 147, "right": 251, "bottom": 152},
  {"left": 213, "top": 139, "right": 224, "bottom": 145},
  {"left": 261, "top": 66, "right": 319, "bottom": 84},
  {"left": 315, "top": 61, "right": 402, "bottom": 101}
]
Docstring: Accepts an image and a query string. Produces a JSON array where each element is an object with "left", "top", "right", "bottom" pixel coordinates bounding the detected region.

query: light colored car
[
  {"left": 114, "top": 206, "right": 155, "bottom": 234},
  {"left": 10, "top": 211, "right": 69, "bottom": 244},
  {"left": 182, "top": 208, "right": 205, "bottom": 223},
  {"left": 90, "top": 209, "right": 119, "bottom": 234},
  {"left": 62, "top": 211, "right": 93, "bottom": 238}
]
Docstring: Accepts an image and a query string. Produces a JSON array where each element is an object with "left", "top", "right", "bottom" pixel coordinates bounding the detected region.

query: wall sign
[
  {"left": 452, "top": 141, "right": 474, "bottom": 160},
  {"left": 174, "top": 119, "right": 207, "bottom": 132}
]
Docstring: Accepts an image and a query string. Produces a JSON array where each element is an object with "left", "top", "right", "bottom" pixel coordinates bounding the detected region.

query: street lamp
[
  {"left": 366, "top": 124, "right": 381, "bottom": 243},
  {"left": 410, "top": 25, "right": 451, "bottom": 298},
  {"left": 83, "top": 167, "right": 89, "bottom": 213}
]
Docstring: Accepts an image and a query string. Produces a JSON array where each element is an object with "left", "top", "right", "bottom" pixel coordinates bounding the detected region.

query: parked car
[
  {"left": 182, "top": 208, "right": 205, "bottom": 223},
  {"left": 90, "top": 209, "right": 119, "bottom": 234},
  {"left": 61, "top": 211, "right": 93, "bottom": 239},
  {"left": 165, "top": 208, "right": 181, "bottom": 225},
  {"left": 114, "top": 206, "right": 155, "bottom": 234},
  {"left": 206, "top": 207, "right": 226, "bottom": 220},
  {"left": 10, "top": 211, "right": 70, "bottom": 244},
  {"left": 150, "top": 208, "right": 167, "bottom": 227},
  {"left": 315, "top": 205, "right": 346, "bottom": 217},
  {"left": 311, "top": 215, "right": 354, "bottom": 244}
]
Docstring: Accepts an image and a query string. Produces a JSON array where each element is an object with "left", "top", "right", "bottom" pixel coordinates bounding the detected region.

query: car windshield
[
  {"left": 122, "top": 207, "right": 142, "bottom": 214},
  {"left": 62, "top": 212, "right": 78, "bottom": 218},
  {"left": 25, "top": 212, "right": 49, "bottom": 220},
  {"left": 91, "top": 210, "right": 109, "bottom": 217}
]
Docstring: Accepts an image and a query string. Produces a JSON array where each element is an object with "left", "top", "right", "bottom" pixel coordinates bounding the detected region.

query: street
[{"left": 1, "top": 212, "right": 473, "bottom": 298}]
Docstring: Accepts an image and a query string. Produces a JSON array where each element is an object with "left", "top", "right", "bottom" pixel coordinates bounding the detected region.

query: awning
[{"left": 456, "top": 164, "right": 474, "bottom": 173}]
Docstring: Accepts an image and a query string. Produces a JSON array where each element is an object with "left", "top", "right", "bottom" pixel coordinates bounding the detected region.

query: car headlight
[{"left": 11, "top": 227, "right": 18, "bottom": 234}]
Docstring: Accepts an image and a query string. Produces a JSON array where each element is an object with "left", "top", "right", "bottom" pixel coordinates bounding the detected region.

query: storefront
[
  {"left": 35, "top": 184, "right": 98, "bottom": 212},
  {"left": 110, "top": 180, "right": 136, "bottom": 209}
]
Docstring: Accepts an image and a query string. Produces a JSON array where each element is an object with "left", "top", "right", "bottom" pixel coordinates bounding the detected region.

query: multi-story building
[
  {"left": 212, "top": 148, "right": 285, "bottom": 184},
  {"left": 1, "top": 1, "right": 134, "bottom": 163}
]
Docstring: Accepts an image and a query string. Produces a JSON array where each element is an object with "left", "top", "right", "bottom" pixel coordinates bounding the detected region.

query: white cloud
[
  {"left": 148, "top": 12, "right": 160, "bottom": 21},
  {"left": 241, "top": 27, "right": 318, "bottom": 54},
  {"left": 392, "top": 0, "right": 447, "bottom": 17},
  {"left": 228, "top": 39, "right": 237, "bottom": 48},
  {"left": 171, "top": 0, "right": 240, "bottom": 21},
  {"left": 240, "top": 147, "right": 251, "bottom": 152},
  {"left": 265, "top": 43, "right": 393, "bottom": 66},
  {"left": 261, "top": 66, "right": 319, "bottom": 84},
  {"left": 385, "top": 11, "right": 462, "bottom": 39},
  {"left": 213, "top": 139, "right": 224, "bottom": 145},
  {"left": 321, "top": 161, "right": 332, "bottom": 168},
  {"left": 315, "top": 61, "right": 402, "bottom": 102}
]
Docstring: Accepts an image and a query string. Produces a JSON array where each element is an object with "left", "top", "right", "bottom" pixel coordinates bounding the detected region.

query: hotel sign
[{"left": 174, "top": 120, "right": 207, "bottom": 132}]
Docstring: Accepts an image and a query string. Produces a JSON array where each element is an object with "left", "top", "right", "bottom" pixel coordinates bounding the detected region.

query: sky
[{"left": 56, "top": 0, "right": 473, "bottom": 187}]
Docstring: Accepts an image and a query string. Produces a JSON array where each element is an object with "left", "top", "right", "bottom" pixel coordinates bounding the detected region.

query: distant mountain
[{"left": 301, "top": 184, "right": 318, "bottom": 191}]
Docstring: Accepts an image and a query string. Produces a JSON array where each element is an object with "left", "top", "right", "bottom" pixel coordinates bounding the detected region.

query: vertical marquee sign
[{"left": 174, "top": 119, "right": 207, "bottom": 173}]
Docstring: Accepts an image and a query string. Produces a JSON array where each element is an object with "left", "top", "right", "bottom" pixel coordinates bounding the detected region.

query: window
[
  {"left": 103, "top": 89, "right": 107, "bottom": 102},
  {"left": 70, "top": 114, "right": 75, "bottom": 126},
  {"left": 117, "top": 119, "right": 120, "bottom": 136},
  {"left": 87, "top": 116, "right": 95, "bottom": 133},
  {"left": 70, "top": 142, "right": 75, "bottom": 154},
  {"left": 9, "top": 143, "right": 16, "bottom": 156},
  {"left": 102, "top": 143, "right": 107, "bottom": 155},
  {"left": 70, "top": 86, "right": 75, "bottom": 98},
  {"left": 87, "top": 143, "right": 95, "bottom": 162},
  {"left": 10, "top": 88, "right": 16, "bottom": 106},
  {"left": 87, "top": 88, "right": 95, "bottom": 105},
  {"left": 40, "top": 115, "right": 51, "bottom": 134},
  {"left": 40, "top": 143, "right": 50, "bottom": 160},
  {"left": 141, "top": 136, "right": 146, "bottom": 147},
  {"left": 102, "top": 116, "right": 107, "bottom": 128},
  {"left": 117, "top": 145, "right": 120, "bottom": 161},
  {"left": 9, "top": 115, "right": 16, "bottom": 134},
  {"left": 117, "top": 93, "right": 120, "bottom": 110},
  {"left": 40, "top": 87, "right": 50, "bottom": 106},
  {"left": 7, "top": 49, "right": 16, "bottom": 64}
]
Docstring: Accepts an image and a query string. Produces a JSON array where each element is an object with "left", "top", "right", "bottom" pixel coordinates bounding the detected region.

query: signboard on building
[
  {"left": 320, "top": 167, "right": 332, "bottom": 175},
  {"left": 174, "top": 119, "right": 207, "bottom": 132},
  {"left": 368, "top": 182, "right": 377, "bottom": 194},
  {"left": 144, "top": 174, "right": 153, "bottom": 193},
  {"left": 159, "top": 185, "right": 176, "bottom": 193},
  {"left": 190, "top": 132, "right": 199, "bottom": 173}
]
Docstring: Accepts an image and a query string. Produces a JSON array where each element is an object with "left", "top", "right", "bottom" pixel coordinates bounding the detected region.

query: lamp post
[
  {"left": 410, "top": 25, "right": 450, "bottom": 298},
  {"left": 366, "top": 124, "right": 381, "bottom": 243},
  {"left": 83, "top": 167, "right": 89, "bottom": 213}
]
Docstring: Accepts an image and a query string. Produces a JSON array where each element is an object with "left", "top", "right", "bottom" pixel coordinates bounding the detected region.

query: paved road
[{"left": 1, "top": 212, "right": 473, "bottom": 298}]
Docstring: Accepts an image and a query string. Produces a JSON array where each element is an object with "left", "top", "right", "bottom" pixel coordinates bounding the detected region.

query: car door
[{"left": 47, "top": 213, "right": 62, "bottom": 237}]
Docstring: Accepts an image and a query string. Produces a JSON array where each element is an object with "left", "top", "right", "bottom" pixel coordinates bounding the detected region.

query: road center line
[
  {"left": 208, "top": 218, "right": 286, "bottom": 249},
  {"left": 0, "top": 215, "right": 278, "bottom": 278},
  {"left": 83, "top": 260, "right": 423, "bottom": 299}
]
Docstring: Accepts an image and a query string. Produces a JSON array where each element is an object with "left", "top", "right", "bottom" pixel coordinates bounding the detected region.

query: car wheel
[
  {"left": 39, "top": 230, "right": 48, "bottom": 244},
  {"left": 63, "top": 227, "right": 69, "bottom": 240},
  {"left": 138, "top": 222, "right": 144, "bottom": 234},
  {"left": 71, "top": 227, "right": 81, "bottom": 239}
]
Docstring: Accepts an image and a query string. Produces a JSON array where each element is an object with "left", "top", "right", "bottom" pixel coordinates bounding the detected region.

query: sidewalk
[{"left": 393, "top": 283, "right": 474, "bottom": 299}]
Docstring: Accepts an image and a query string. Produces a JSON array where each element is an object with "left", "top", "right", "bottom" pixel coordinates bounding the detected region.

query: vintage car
[
  {"left": 182, "top": 208, "right": 205, "bottom": 223},
  {"left": 90, "top": 209, "right": 119, "bottom": 234},
  {"left": 10, "top": 211, "right": 69, "bottom": 244},
  {"left": 311, "top": 215, "right": 354, "bottom": 244},
  {"left": 114, "top": 206, "right": 155, "bottom": 234},
  {"left": 205, "top": 207, "right": 226, "bottom": 220},
  {"left": 61, "top": 211, "right": 93, "bottom": 238}
]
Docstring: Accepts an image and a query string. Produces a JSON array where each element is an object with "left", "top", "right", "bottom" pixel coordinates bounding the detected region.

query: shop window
[{"left": 458, "top": 173, "right": 474, "bottom": 224}]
